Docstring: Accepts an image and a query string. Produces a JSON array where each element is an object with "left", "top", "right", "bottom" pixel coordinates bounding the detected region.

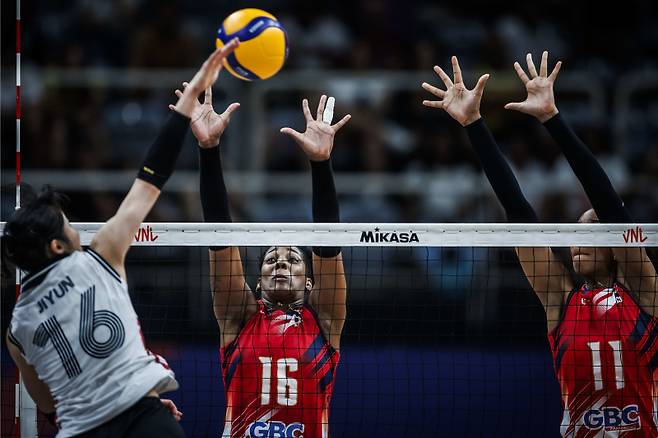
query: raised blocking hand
[
  {"left": 280, "top": 95, "right": 351, "bottom": 162},
  {"left": 422, "top": 56, "right": 490, "bottom": 127},
  {"left": 504, "top": 51, "right": 562, "bottom": 123}
]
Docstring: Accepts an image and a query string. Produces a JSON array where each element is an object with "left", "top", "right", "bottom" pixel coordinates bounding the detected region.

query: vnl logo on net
[
  {"left": 134, "top": 225, "right": 159, "bottom": 243},
  {"left": 622, "top": 226, "right": 648, "bottom": 244}
]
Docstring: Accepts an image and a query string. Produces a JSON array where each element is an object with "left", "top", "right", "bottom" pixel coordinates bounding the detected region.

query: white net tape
[{"left": 56, "top": 222, "right": 658, "bottom": 247}]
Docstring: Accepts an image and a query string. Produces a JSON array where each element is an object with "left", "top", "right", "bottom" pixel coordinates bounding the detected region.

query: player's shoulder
[{"left": 82, "top": 248, "right": 123, "bottom": 284}]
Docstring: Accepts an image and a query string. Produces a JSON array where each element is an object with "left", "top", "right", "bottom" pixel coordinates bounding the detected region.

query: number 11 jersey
[
  {"left": 220, "top": 301, "right": 340, "bottom": 438},
  {"left": 548, "top": 282, "right": 658, "bottom": 437},
  {"left": 8, "top": 249, "right": 178, "bottom": 438}
]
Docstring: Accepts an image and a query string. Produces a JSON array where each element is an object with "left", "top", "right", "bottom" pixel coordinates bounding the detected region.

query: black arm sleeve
[
  {"left": 137, "top": 111, "right": 190, "bottom": 189},
  {"left": 465, "top": 119, "right": 577, "bottom": 278},
  {"left": 310, "top": 159, "right": 341, "bottom": 257},
  {"left": 543, "top": 113, "right": 633, "bottom": 223},
  {"left": 543, "top": 113, "right": 658, "bottom": 270},
  {"left": 464, "top": 119, "right": 538, "bottom": 223},
  {"left": 199, "top": 146, "right": 231, "bottom": 250}
]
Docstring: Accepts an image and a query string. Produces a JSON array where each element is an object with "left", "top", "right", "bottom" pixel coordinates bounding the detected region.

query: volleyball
[{"left": 216, "top": 9, "right": 288, "bottom": 81}]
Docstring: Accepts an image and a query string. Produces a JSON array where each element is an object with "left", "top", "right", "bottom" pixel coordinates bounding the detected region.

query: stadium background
[{"left": 1, "top": 0, "right": 657, "bottom": 436}]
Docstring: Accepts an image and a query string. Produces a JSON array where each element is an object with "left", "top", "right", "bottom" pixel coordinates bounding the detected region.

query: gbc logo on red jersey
[
  {"left": 247, "top": 421, "right": 304, "bottom": 437},
  {"left": 584, "top": 404, "right": 640, "bottom": 431}
]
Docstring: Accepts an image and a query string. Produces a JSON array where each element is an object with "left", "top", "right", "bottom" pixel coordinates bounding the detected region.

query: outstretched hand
[
  {"left": 422, "top": 56, "right": 490, "bottom": 126},
  {"left": 505, "top": 51, "right": 561, "bottom": 123},
  {"left": 170, "top": 83, "right": 239, "bottom": 148},
  {"left": 280, "top": 95, "right": 351, "bottom": 162},
  {"left": 172, "top": 38, "right": 239, "bottom": 118}
]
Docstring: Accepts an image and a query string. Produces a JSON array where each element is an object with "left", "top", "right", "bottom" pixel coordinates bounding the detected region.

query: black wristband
[
  {"left": 310, "top": 159, "right": 341, "bottom": 257},
  {"left": 543, "top": 113, "right": 632, "bottom": 223},
  {"left": 199, "top": 146, "right": 231, "bottom": 251},
  {"left": 137, "top": 111, "right": 190, "bottom": 189},
  {"left": 465, "top": 119, "right": 538, "bottom": 223}
]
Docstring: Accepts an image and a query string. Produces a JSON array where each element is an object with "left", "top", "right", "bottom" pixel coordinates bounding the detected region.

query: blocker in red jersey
[{"left": 181, "top": 85, "right": 350, "bottom": 437}]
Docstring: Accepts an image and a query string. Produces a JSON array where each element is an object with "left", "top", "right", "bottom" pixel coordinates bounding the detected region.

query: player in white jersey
[{"left": 2, "top": 38, "right": 240, "bottom": 438}]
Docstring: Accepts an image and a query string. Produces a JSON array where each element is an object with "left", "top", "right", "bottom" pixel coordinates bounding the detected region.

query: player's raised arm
[
  {"left": 90, "top": 39, "right": 240, "bottom": 279},
  {"left": 506, "top": 50, "right": 658, "bottom": 315},
  {"left": 422, "top": 56, "right": 573, "bottom": 329},
  {"left": 182, "top": 79, "right": 255, "bottom": 347},
  {"left": 281, "top": 95, "right": 350, "bottom": 350}
]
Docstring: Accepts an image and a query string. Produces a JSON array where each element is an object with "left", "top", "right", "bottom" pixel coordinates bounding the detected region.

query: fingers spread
[
  {"left": 422, "top": 100, "right": 443, "bottom": 109},
  {"left": 513, "top": 62, "right": 530, "bottom": 85},
  {"left": 280, "top": 127, "right": 304, "bottom": 143},
  {"left": 548, "top": 60, "right": 562, "bottom": 82},
  {"left": 434, "top": 65, "right": 454, "bottom": 88},
  {"left": 316, "top": 95, "right": 327, "bottom": 120},
  {"left": 302, "top": 99, "right": 313, "bottom": 122},
  {"left": 422, "top": 82, "right": 445, "bottom": 98},
  {"left": 504, "top": 102, "right": 524, "bottom": 111},
  {"left": 452, "top": 56, "right": 463, "bottom": 84},
  {"left": 474, "top": 74, "right": 490, "bottom": 96},
  {"left": 221, "top": 102, "right": 240, "bottom": 119},
  {"left": 540, "top": 51, "right": 549, "bottom": 77},
  {"left": 332, "top": 114, "right": 351, "bottom": 131},
  {"left": 174, "top": 89, "right": 183, "bottom": 98},
  {"left": 526, "top": 53, "right": 538, "bottom": 78}
]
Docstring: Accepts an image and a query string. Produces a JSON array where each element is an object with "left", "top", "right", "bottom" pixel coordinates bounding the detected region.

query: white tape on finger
[{"left": 322, "top": 96, "right": 335, "bottom": 124}]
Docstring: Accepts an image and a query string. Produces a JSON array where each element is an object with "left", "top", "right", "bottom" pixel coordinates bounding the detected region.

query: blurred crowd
[{"left": 1, "top": 0, "right": 657, "bottom": 223}]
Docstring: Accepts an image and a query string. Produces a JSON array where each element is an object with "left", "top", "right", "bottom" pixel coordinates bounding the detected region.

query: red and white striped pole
[
  {"left": 15, "top": 3, "right": 21, "bottom": 207},
  {"left": 15, "top": 0, "right": 22, "bottom": 434},
  {"left": 15, "top": 0, "right": 24, "bottom": 434},
  {"left": 15, "top": 1, "right": 36, "bottom": 436}
]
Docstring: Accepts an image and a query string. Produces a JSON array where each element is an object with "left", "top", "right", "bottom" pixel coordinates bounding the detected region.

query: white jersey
[{"left": 8, "top": 249, "right": 178, "bottom": 437}]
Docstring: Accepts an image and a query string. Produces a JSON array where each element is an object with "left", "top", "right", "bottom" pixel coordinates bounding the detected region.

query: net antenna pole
[{"left": 15, "top": 0, "right": 38, "bottom": 436}]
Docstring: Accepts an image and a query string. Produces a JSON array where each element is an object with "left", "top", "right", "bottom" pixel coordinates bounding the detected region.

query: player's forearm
[
  {"left": 464, "top": 118, "right": 538, "bottom": 222},
  {"left": 310, "top": 159, "right": 341, "bottom": 257},
  {"left": 545, "top": 114, "right": 658, "bottom": 270},
  {"left": 200, "top": 147, "right": 231, "bottom": 222},
  {"left": 200, "top": 146, "right": 231, "bottom": 250},
  {"left": 92, "top": 180, "right": 160, "bottom": 271},
  {"left": 543, "top": 113, "right": 632, "bottom": 223},
  {"left": 30, "top": 389, "right": 56, "bottom": 414},
  {"left": 136, "top": 111, "right": 190, "bottom": 189},
  {"left": 15, "top": 361, "right": 55, "bottom": 413}
]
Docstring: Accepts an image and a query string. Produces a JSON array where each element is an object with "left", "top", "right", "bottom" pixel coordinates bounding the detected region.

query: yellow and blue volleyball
[{"left": 216, "top": 9, "right": 288, "bottom": 81}]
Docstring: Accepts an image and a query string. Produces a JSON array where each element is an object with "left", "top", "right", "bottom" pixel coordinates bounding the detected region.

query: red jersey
[
  {"left": 549, "top": 282, "right": 658, "bottom": 437},
  {"left": 220, "top": 301, "right": 340, "bottom": 438}
]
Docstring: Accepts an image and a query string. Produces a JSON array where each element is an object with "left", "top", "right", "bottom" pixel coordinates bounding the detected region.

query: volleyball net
[{"left": 2, "top": 222, "right": 656, "bottom": 437}]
